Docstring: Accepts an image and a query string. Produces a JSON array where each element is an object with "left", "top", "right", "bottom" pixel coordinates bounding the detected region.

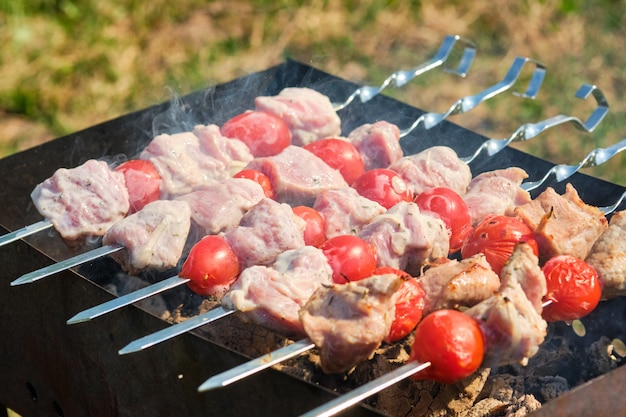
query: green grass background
[{"left": 2, "top": 1, "right": 626, "bottom": 185}]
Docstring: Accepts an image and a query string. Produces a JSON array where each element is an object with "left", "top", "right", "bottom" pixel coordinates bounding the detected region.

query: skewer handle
[
  {"left": 0, "top": 219, "right": 53, "bottom": 248},
  {"left": 67, "top": 275, "right": 190, "bottom": 324},
  {"left": 299, "top": 361, "right": 431, "bottom": 417},
  {"left": 10, "top": 243, "right": 124, "bottom": 286}
]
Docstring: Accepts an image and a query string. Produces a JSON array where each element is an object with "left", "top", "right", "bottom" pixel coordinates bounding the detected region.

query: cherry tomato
[
  {"left": 180, "top": 235, "right": 241, "bottom": 297},
  {"left": 375, "top": 267, "right": 426, "bottom": 343},
  {"left": 221, "top": 110, "right": 291, "bottom": 157},
  {"left": 233, "top": 169, "right": 276, "bottom": 200},
  {"left": 351, "top": 168, "right": 413, "bottom": 209},
  {"left": 114, "top": 159, "right": 162, "bottom": 213},
  {"left": 303, "top": 138, "right": 365, "bottom": 185},
  {"left": 292, "top": 206, "right": 326, "bottom": 248},
  {"left": 541, "top": 255, "right": 602, "bottom": 322},
  {"left": 461, "top": 215, "right": 539, "bottom": 275},
  {"left": 320, "top": 235, "right": 377, "bottom": 284},
  {"left": 409, "top": 309, "right": 484, "bottom": 384},
  {"left": 414, "top": 187, "right": 472, "bottom": 253}
]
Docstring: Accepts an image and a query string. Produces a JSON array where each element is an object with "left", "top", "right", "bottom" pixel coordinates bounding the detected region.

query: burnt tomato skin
[
  {"left": 180, "top": 235, "right": 241, "bottom": 297},
  {"left": 320, "top": 235, "right": 377, "bottom": 284},
  {"left": 461, "top": 215, "right": 539, "bottom": 275},
  {"left": 541, "top": 255, "right": 602, "bottom": 322},
  {"left": 409, "top": 309, "right": 484, "bottom": 384}
]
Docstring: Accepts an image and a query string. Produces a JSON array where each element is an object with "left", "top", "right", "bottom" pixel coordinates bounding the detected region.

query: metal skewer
[
  {"left": 599, "top": 191, "right": 626, "bottom": 215},
  {"left": 10, "top": 243, "right": 124, "bottom": 286},
  {"left": 460, "top": 83, "right": 609, "bottom": 164},
  {"left": 333, "top": 34, "right": 476, "bottom": 111},
  {"left": 521, "top": 138, "right": 626, "bottom": 192},
  {"left": 399, "top": 56, "right": 546, "bottom": 136},
  {"left": 0, "top": 219, "right": 53, "bottom": 247}
]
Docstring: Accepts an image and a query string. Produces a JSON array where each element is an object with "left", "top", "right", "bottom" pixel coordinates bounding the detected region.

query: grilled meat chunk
[
  {"left": 222, "top": 246, "right": 333, "bottom": 336},
  {"left": 514, "top": 183, "right": 608, "bottom": 262},
  {"left": 347, "top": 121, "right": 403, "bottom": 171},
  {"left": 254, "top": 87, "right": 341, "bottom": 147},
  {"left": 31, "top": 159, "right": 130, "bottom": 240},
  {"left": 245, "top": 145, "right": 347, "bottom": 207},
  {"left": 358, "top": 201, "right": 449, "bottom": 276},
  {"left": 299, "top": 273, "right": 402, "bottom": 374},
  {"left": 176, "top": 178, "right": 266, "bottom": 236},
  {"left": 466, "top": 243, "right": 547, "bottom": 367},
  {"left": 388, "top": 146, "right": 472, "bottom": 197},
  {"left": 463, "top": 167, "right": 532, "bottom": 226},
  {"left": 419, "top": 254, "right": 500, "bottom": 314},
  {"left": 140, "top": 124, "right": 253, "bottom": 199},
  {"left": 586, "top": 210, "right": 626, "bottom": 299},
  {"left": 313, "top": 187, "right": 386, "bottom": 238},
  {"left": 103, "top": 200, "right": 191, "bottom": 274},
  {"left": 223, "top": 198, "right": 306, "bottom": 269}
]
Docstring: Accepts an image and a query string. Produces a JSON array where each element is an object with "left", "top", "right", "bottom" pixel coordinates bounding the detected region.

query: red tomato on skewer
[
  {"left": 409, "top": 309, "right": 484, "bottom": 384},
  {"left": 351, "top": 168, "right": 413, "bottom": 209},
  {"left": 303, "top": 138, "right": 365, "bottom": 185},
  {"left": 541, "top": 255, "right": 602, "bottom": 322},
  {"left": 233, "top": 169, "right": 276, "bottom": 200},
  {"left": 221, "top": 110, "right": 291, "bottom": 157},
  {"left": 180, "top": 235, "right": 241, "bottom": 297},
  {"left": 114, "top": 159, "right": 162, "bottom": 213},
  {"left": 320, "top": 235, "right": 377, "bottom": 284},
  {"left": 414, "top": 187, "right": 472, "bottom": 253},
  {"left": 461, "top": 215, "right": 539, "bottom": 275},
  {"left": 292, "top": 206, "right": 326, "bottom": 248}
]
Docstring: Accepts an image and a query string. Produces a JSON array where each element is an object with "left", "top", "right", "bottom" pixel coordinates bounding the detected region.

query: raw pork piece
[
  {"left": 103, "top": 200, "right": 191, "bottom": 274},
  {"left": 313, "top": 187, "right": 386, "bottom": 238},
  {"left": 586, "top": 210, "right": 626, "bottom": 299},
  {"left": 514, "top": 183, "right": 608, "bottom": 262},
  {"left": 254, "top": 87, "right": 341, "bottom": 146},
  {"left": 140, "top": 124, "right": 253, "bottom": 198},
  {"left": 245, "top": 145, "right": 348, "bottom": 207},
  {"left": 176, "top": 178, "right": 266, "bottom": 236},
  {"left": 223, "top": 198, "right": 306, "bottom": 268},
  {"left": 347, "top": 121, "right": 403, "bottom": 170},
  {"left": 222, "top": 246, "right": 333, "bottom": 336},
  {"left": 31, "top": 159, "right": 130, "bottom": 240},
  {"left": 466, "top": 243, "right": 547, "bottom": 367},
  {"left": 299, "top": 273, "right": 402, "bottom": 374},
  {"left": 463, "top": 167, "right": 532, "bottom": 226},
  {"left": 358, "top": 201, "right": 449, "bottom": 276},
  {"left": 418, "top": 254, "right": 500, "bottom": 314},
  {"left": 388, "top": 146, "right": 472, "bottom": 196}
]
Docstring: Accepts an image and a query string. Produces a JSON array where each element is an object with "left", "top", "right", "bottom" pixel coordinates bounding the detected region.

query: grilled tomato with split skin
[{"left": 320, "top": 235, "right": 377, "bottom": 284}]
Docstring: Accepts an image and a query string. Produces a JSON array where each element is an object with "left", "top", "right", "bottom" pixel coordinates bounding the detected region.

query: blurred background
[{"left": 1, "top": 0, "right": 626, "bottom": 185}]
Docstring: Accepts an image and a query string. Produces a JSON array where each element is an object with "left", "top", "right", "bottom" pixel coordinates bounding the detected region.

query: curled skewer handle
[
  {"left": 299, "top": 361, "right": 431, "bottom": 417},
  {"left": 600, "top": 191, "right": 626, "bottom": 215},
  {"left": 400, "top": 56, "right": 546, "bottom": 136},
  {"left": 461, "top": 83, "right": 609, "bottom": 164},
  {"left": 522, "top": 138, "right": 626, "bottom": 192},
  {"left": 334, "top": 35, "right": 476, "bottom": 111}
]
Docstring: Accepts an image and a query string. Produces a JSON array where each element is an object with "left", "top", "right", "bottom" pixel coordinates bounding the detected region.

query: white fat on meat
[
  {"left": 419, "top": 254, "right": 500, "bottom": 314},
  {"left": 140, "top": 124, "right": 253, "bottom": 199},
  {"left": 347, "top": 121, "right": 403, "bottom": 170},
  {"left": 313, "top": 187, "right": 386, "bottom": 238},
  {"left": 586, "top": 210, "right": 626, "bottom": 299},
  {"left": 466, "top": 243, "right": 547, "bottom": 367},
  {"left": 299, "top": 273, "right": 402, "bottom": 374},
  {"left": 388, "top": 146, "right": 472, "bottom": 197},
  {"left": 358, "top": 201, "right": 450, "bottom": 276},
  {"left": 221, "top": 246, "right": 333, "bottom": 337},
  {"left": 514, "top": 183, "right": 608, "bottom": 262},
  {"left": 245, "top": 145, "right": 347, "bottom": 207},
  {"left": 102, "top": 200, "right": 191, "bottom": 274},
  {"left": 463, "top": 167, "right": 532, "bottom": 226},
  {"left": 176, "top": 178, "right": 266, "bottom": 236},
  {"left": 31, "top": 159, "right": 130, "bottom": 240},
  {"left": 223, "top": 198, "right": 306, "bottom": 269},
  {"left": 254, "top": 87, "right": 341, "bottom": 146}
]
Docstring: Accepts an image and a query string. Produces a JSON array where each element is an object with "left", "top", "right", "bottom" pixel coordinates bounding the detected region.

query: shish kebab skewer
[
  {"left": 8, "top": 55, "right": 552, "bottom": 287},
  {"left": 0, "top": 34, "right": 474, "bottom": 249},
  {"left": 62, "top": 89, "right": 609, "bottom": 326}
]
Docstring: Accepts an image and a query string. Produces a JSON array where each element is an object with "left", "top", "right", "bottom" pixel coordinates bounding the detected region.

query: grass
[{"left": 1, "top": 0, "right": 626, "bottom": 185}]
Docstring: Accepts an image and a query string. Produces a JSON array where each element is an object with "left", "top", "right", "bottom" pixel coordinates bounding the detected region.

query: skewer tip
[{"left": 197, "top": 377, "right": 225, "bottom": 392}]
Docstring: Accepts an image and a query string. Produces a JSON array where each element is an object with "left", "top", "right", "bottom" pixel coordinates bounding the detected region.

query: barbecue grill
[{"left": 2, "top": 59, "right": 626, "bottom": 417}]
